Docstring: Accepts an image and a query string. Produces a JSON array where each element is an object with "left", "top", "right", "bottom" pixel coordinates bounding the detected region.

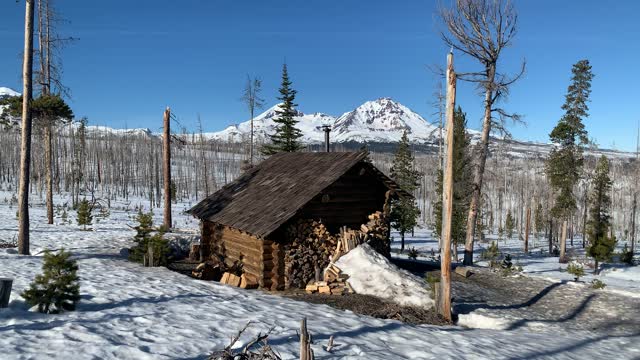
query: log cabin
[{"left": 187, "top": 151, "right": 411, "bottom": 290}]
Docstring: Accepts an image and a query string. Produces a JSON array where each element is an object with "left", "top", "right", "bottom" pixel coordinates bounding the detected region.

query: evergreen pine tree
[
  {"left": 129, "top": 209, "right": 154, "bottom": 263},
  {"left": 390, "top": 131, "right": 423, "bottom": 252},
  {"left": 545, "top": 60, "right": 593, "bottom": 222},
  {"left": 76, "top": 198, "right": 92, "bottom": 230},
  {"left": 534, "top": 202, "right": 544, "bottom": 237},
  {"left": 586, "top": 155, "right": 616, "bottom": 274},
  {"left": 21, "top": 249, "right": 80, "bottom": 314},
  {"left": 262, "top": 64, "right": 303, "bottom": 155},
  {"left": 505, "top": 210, "right": 515, "bottom": 239},
  {"left": 433, "top": 107, "right": 473, "bottom": 249},
  {"left": 129, "top": 209, "right": 170, "bottom": 266}
]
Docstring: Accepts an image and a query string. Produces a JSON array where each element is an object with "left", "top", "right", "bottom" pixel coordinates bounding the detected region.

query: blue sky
[{"left": 1, "top": 1, "right": 639, "bottom": 150}]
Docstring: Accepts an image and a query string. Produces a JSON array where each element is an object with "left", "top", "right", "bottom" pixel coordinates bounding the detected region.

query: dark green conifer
[
  {"left": 534, "top": 202, "right": 544, "bottom": 237},
  {"left": 22, "top": 249, "right": 80, "bottom": 314},
  {"left": 76, "top": 198, "right": 93, "bottom": 230},
  {"left": 505, "top": 210, "right": 515, "bottom": 239},
  {"left": 390, "top": 130, "right": 423, "bottom": 252},
  {"left": 586, "top": 155, "right": 616, "bottom": 274},
  {"left": 434, "top": 107, "right": 473, "bottom": 249},
  {"left": 262, "top": 64, "right": 303, "bottom": 155},
  {"left": 545, "top": 60, "right": 593, "bottom": 221}
]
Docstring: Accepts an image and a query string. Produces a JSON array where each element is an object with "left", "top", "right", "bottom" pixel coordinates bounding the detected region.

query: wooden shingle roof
[{"left": 187, "top": 151, "right": 409, "bottom": 238}]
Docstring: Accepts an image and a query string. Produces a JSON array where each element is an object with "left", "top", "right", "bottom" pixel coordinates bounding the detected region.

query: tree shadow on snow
[
  {"left": 77, "top": 293, "right": 211, "bottom": 312},
  {"left": 454, "top": 281, "right": 567, "bottom": 314},
  {"left": 267, "top": 322, "right": 403, "bottom": 348},
  {"left": 506, "top": 326, "right": 640, "bottom": 360}
]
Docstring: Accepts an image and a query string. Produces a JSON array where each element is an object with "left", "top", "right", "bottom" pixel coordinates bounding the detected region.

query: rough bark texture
[
  {"left": 560, "top": 220, "right": 567, "bottom": 262},
  {"left": 18, "top": 0, "right": 35, "bottom": 255},
  {"left": 524, "top": 206, "right": 531, "bottom": 253},
  {"left": 163, "top": 107, "right": 172, "bottom": 229},
  {"left": 45, "top": 124, "right": 53, "bottom": 224},
  {"left": 463, "top": 65, "right": 495, "bottom": 265},
  {"left": 439, "top": 52, "right": 455, "bottom": 322}
]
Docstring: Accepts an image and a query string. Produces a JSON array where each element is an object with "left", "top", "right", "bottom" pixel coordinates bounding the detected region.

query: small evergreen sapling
[
  {"left": 129, "top": 209, "right": 170, "bottom": 266},
  {"left": 505, "top": 211, "right": 515, "bottom": 240},
  {"left": 566, "top": 262, "right": 585, "bottom": 281},
  {"left": 620, "top": 243, "right": 634, "bottom": 265},
  {"left": 76, "top": 198, "right": 93, "bottom": 230},
  {"left": 591, "top": 279, "right": 606, "bottom": 289},
  {"left": 407, "top": 247, "right": 419, "bottom": 260},
  {"left": 21, "top": 249, "right": 80, "bottom": 314}
]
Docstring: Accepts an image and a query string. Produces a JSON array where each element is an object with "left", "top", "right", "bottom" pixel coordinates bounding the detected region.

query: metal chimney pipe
[{"left": 322, "top": 125, "right": 331, "bottom": 152}]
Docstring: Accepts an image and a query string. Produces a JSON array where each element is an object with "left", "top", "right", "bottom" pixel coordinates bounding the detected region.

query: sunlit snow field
[{"left": 0, "top": 192, "right": 639, "bottom": 359}]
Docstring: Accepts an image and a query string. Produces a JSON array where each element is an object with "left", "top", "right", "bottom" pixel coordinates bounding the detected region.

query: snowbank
[
  {"left": 336, "top": 243, "right": 434, "bottom": 309},
  {"left": 601, "top": 265, "right": 640, "bottom": 282}
]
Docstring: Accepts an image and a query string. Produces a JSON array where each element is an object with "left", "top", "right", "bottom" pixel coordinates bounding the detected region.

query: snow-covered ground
[
  {"left": 390, "top": 226, "right": 640, "bottom": 297},
  {"left": 1, "top": 198, "right": 640, "bottom": 359}
]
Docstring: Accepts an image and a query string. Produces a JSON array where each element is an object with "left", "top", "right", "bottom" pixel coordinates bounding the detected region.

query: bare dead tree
[
  {"left": 36, "top": 0, "right": 76, "bottom": 224},
  {"left": 18, "top": 0, "right": 36, "bottom": 255},
  {"left": 163, "top": 107, "right": 172, "bottom": 229},
  {"left": 439, "top": 0, "right": 525, "bottom": 265},
  {"left": 241, "top": 75, "right": 265, "bottom": 167}
]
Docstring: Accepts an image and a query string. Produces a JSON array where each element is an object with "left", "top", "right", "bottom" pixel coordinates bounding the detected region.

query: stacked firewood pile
[
  {"left": 284, "top": 219, "right": 337, "bottom": 289},
  {"left": 305, "top": 262, "right": 354, "bottom": 296},
  {"left": 360, "top": 211, "right": 390, "bottom": 258}
]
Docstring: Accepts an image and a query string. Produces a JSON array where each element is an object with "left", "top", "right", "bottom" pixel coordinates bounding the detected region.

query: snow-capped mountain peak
[
  {"left": 331, "top": 97, "right": 438, "bottom": 143},
  {"left": 0, "top": 87, "right": 20, "bottom": 99},
  {"left": 203, "top": 103, "right": 335, "bottom": 143},
  {"left": 204, "top": 98, "right": 437, "bottom": 144}
]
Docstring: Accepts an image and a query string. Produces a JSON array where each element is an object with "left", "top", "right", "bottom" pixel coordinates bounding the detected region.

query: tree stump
[{"left": 0, "top": 278, "right": 13, "bottom": 308}]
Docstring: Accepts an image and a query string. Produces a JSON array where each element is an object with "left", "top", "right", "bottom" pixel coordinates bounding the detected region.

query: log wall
[
  {"left": 202, "top": 221, "right": 264, "bottom": 285},
  {"left": 296, "top": 164, "right": 388, "bottom": 232}
]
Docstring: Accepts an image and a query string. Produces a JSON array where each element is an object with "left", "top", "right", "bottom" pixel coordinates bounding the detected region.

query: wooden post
[
  {"left": 300, "top": 317, "right": 314, "bottom": 360},
  {"left": 439, "top": 51, "right": 456, "bottom": 322},
  {"left": 524, "top": 206, "right": 531, "bottom": 254},
  {"left": 0, "top": 278, "right": 12, "bottom": 308},
  {"left": 17, "top": 0, "right": 35, "bottom": 255},
  {"left": 560, "top": 220, "right": 567, "bottom": 262},
  {"left": 632, "top": 193, "right": 637, "bottom": 255},
  {"left": 548, "top": 219, "right": 553, "bottom": 254},
  {"left": 163, "top": 107, "right": 172, "bottom": 230}
]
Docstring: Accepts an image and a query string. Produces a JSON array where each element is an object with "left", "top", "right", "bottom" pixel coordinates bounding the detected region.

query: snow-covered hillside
[
  {"left": 0, "top": 87, "right": 20, "bottom": 122},
  {"left": 205, "top": 97, "right": 439, "bottom": 144},
  {"left": 203, "top": 104, "right": 336, "bottom": 143},
  {"left": 0, "top": 87, "right": 20, "bottom": 99}
]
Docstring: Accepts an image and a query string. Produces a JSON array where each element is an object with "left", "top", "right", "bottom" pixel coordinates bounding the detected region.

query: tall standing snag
[
  {"left": 241, "top": 75, "right": 265, "bottom": 166},
  {"left": 163, "top": 107, "right": 172, "bottom": 230},
  {"left": 439, "top": 0, "right": 525, "bottom": 265},
  {"left": 439, "top": 52, "right": 456, "bottom": 322},
  {"left": 18, "top": 0, "right": 36, "bottom": 255}
]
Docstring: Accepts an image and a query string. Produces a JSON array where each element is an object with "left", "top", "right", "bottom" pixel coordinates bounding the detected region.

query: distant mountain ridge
[
  {"left": 1, "top": 85, "right": 635, "bottom": 159},
  {"left": 204, "top": 97, "right": 440, "bottom": 144},
  {"left": 0, "top": 87, "right": 20, "bottom": 99}
]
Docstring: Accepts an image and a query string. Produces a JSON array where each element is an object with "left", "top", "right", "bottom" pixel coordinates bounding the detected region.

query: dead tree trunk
[
  {"left": 582, "top": 187, "right": 588, "bottom": 248},
  {"left": 524, "top": 206, "right": 531, "bottom": 254},
  {"left": 18, "top": 0, "right": 35, "bottom": 255},
  {"left": 45, "top": 124, "right": 53, "bottom": 224},
  {"left": 631, "top": 193, "right": 636, "bottom": 255},
  {"left": 0, "top": 278, "right": 12, "bottom": 308},
  {"left": 163, "top": 107, "right": 172, "bottom": 230},
  {"left": 548, "top": 219, "right": 553, "bottom": 254},
  {"left": 559, "top": 220, "right": 567, "bottom": 262},
  {"left": 439, "top": 52, "right": 456, "bottom": 322}
]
